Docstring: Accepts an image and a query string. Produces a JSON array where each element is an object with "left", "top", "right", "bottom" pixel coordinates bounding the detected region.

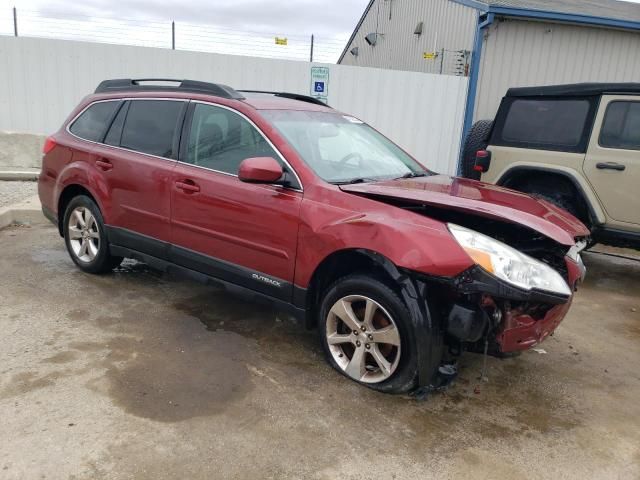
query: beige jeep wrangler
[{"left": 462, "top": 83, "right": 640, "bottom": 249}]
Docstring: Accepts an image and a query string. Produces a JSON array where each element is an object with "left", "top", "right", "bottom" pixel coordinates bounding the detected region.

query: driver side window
[{"left": 186, "top": 103, "right": 280, "bottom": 175}]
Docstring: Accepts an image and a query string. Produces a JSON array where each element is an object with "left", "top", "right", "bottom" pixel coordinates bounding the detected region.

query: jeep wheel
[
  {"left": 63, "top": 195, "right": 123, "bottom": 274},
  {"left": 535, "top": 192, "right": 580, "bottom": 219},
  {"left": 318, "top": 274, "right": 418, "bottom": 393},
  {"left": 462, "top": 120, "right": 493, "bottom": 180}
]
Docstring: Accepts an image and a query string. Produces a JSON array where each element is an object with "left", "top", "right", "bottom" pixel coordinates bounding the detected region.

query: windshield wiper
[
  {"left": 333, "top": 177, "right": 377, "bottom": 185},
  {"left": 396, "top": 171, "right": 428, "bottom": 180}
]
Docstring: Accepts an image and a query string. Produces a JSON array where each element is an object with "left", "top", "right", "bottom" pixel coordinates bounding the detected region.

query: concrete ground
[
  {"left": 1, "top": 223, "right": 639, "bottom": 480},
  {"left": 0, "top": 181, "right": 38, "bottom": 208}
]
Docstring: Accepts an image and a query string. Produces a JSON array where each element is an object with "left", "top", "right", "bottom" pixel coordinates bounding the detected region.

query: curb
[
  {"left": 0, "top": 170, "right": 40, "bottom": 181},
  {"left": 0, "top": 195, "right": 46, "bottom": 229}
]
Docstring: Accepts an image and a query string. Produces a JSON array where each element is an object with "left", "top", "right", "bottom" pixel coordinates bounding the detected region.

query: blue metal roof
[{"left": 450, "top": 0, "right": 640, "bottom": 30}]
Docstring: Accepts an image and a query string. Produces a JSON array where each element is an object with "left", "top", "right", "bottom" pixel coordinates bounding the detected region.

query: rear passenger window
[
  {"left": 492, "top": 98, "right": 596, "bottom": 153},
  {"left": 69, "top": 101, "right": 121, "bottom": 142},
  {"left": 104, "top": 101, "right": 128, "bottom": 146},
  {"left": 500, "top": 99, "right": 590, "bottom": 148},
  {"left": 185, "top": 103, "right": 279, "bottom": 175},
  {"left": 120, "top": 100, "right": 185, "bottom": 158},
  {"left": 600, "top": 101, "right": 640, "bottom": 150}
]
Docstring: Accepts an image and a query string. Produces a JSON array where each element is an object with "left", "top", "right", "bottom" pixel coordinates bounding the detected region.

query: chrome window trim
[
  {"left": 65, "top": 98, "right": 187, "bottom": 163},
  {"left": 65, "top": 97, "right": 304, "bottom": 192},
  {"left": 189, "top": 100, "right": 303, "bottom": 192}
]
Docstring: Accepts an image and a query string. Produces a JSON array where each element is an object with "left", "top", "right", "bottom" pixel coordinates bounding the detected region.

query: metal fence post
[
  {"left": 439, "top": 48, "right": 445, "bottom": 74},
  {"left": 172, "top": 21, "right": 175, "bottom": 50},
  {"left": 310, "top": 34, "right": 314, "bottom": 62},
  {"left": 13, "top": 7, "right": 18, "bottom": 37}
]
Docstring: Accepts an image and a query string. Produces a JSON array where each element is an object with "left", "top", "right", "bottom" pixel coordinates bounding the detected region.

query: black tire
[
  {"left": 63, "top": 195, "right": 123, "bottom": 274},
  {"left": 318, "top": 274, "right": 420, "bottom": 394},
  {"left": 535, "top": 192, "right": 580, "bottom": 219},
  {"left": 461, "top": 120, "right": 493, "bottom": 180}
]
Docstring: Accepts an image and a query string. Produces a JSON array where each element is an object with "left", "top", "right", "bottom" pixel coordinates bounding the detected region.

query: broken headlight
[{"left": 448, "top": 223, "right": 572, "bottom": 297}]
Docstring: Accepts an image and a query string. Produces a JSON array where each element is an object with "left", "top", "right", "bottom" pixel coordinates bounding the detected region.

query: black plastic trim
[
  {"left": 170, "top": 244, "right": 292, "bottom": 302},
  {"left": 95, "top": 79, "right": 245, "bottom": 99},
  {"left": 496, "top": 165, "right": 600, "bottom": 228},
  {"left": 108, "top": 244, "right": 305, "bottom": 321},
  {"left": 106, "top": 226, "right": 171, "bottom": 261},
  {"left": 506, "top": 83, "right": 640, "bottom": 98},
  {"left": 106, "top": 225, "right": 293, "bottom": 303},
  {"left": 454, "top": 265, "right": 570, "bottom": 305},
  {"left": 239, "top": 90, "right": 330, "bottom": 107},
  {"left": 592, "top": 226, "right": 640, "bottom": 249},
  {"left": 293, "top": 285, "right": 307, "bottom": 309}
]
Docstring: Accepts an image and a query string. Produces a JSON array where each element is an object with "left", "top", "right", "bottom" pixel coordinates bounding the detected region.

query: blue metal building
[{"left": 339, "top": 0, "right": 640, "bottom": 142}]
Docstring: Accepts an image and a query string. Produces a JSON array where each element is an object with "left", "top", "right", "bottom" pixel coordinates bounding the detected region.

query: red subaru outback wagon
[{"left": 39, "top": 79, "right": 588, "bottom": 394}]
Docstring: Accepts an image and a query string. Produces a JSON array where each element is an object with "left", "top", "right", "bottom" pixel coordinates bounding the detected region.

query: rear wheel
[
  {"left": 63, "top": 195, "right": 122, "bottom": 274},
  {"left": 318, "top": 274, "right": 418, "bottom": 393}
]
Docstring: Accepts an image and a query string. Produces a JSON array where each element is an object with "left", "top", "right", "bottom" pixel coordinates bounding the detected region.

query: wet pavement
[{"left": 1, "top": 223, "right": 639, "bottom": 479}]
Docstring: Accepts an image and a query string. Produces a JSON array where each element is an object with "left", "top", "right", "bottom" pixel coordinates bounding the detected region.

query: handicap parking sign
[{"left": 310, "top": 66, "right": 329, "bottom": 102}]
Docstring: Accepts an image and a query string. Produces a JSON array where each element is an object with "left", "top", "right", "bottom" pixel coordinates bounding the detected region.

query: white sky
[
  {"left": 3, "top": 0, "right": 371, "bottom": 63},
  {"left": 3, "top": 0, "right": 640, "bottom": 63}
]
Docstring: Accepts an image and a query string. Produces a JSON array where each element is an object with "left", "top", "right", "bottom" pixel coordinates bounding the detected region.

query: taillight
[
  {"left": 474, "top": 149, "right": 492, "bottom": 173},
  {"left": 42, "top": 136, "right": 57, "bottom": 154}
]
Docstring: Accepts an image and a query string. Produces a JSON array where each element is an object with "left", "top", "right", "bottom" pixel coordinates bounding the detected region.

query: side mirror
[{"left": 238, "top": 157, "right": 284, "bottom": 184}]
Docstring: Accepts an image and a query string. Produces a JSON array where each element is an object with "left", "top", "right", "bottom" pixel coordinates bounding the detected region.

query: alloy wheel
[
  {"left": 326, "top": 295, "right": 401, "bottom": 384},
  {"left": 67, "top": 206, "right": 100, "bottom": 263}
]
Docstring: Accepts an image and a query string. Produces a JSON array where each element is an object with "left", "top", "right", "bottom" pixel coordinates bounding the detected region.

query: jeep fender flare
[{"left": 496, "top": 165, "right": 606, "bottom": 226}]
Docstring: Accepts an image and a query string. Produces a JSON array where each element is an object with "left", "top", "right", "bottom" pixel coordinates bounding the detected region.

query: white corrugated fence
[{"left": 0, "top": 36, "right": 467, "bottom": 174}]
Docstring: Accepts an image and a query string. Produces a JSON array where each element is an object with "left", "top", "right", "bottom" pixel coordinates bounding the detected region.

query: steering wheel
[{"left": 338, "top": 152, "right": 364, "bottom": 168}]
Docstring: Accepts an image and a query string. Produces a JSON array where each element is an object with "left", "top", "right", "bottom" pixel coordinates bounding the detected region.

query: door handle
[
  {"left": 175, "top": 180, "right": 200, "bottom": 193},
  {"left": 95, "top": 159, "right": 113, "bottom": 171},
  {"left": 596, "top": 162, "right": 626, "bottom": 171}
]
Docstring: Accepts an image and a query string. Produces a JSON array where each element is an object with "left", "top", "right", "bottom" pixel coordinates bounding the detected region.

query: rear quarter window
[
  {"left": 491, "top": 97, "right": 597, "bottom": 153},
  {"left": 69, "top": 101, "right": 121, "bottom": 142},
  {"left": 599, "top": 101, "right": 640, "bottom": 150}
]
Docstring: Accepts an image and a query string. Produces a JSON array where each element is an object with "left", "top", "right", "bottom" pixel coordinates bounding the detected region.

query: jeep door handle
[
  {"left": 596, "top": 162, "right": 626, "bottom": 171},
  {"left": 95, "top": 159, "right": 113, "bottom": 171},
  {"left": 175, "top": 180, "right": 200, "bottom": 193}
]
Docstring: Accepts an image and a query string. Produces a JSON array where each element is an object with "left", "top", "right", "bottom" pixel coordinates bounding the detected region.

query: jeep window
[
  {"left": 120, "top": 100, "right": 185, "bottom": 158},
  {"left": 600, "top": 101, "right": 640, "bottom": 150},
  {"left": 494, "top": 99, "right": 593, "bottom": 152},
  {"left": 185, "top": 103, "right": 279, "bottom": 175},
  {"left": 69, "top": 101, "right": 121, "bottom": 142},
  {"left": 261, "top": 110, "right": 425, "bottom": 184}
]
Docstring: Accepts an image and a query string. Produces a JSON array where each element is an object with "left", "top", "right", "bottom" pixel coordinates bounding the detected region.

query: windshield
[{"left": 260, "top": 110, "right": 427, "bottom": 184}]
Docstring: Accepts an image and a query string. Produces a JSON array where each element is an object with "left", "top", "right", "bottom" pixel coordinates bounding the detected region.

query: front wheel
[
  {"left": 318, "top": 274, "right": 419, "bottom": 393},
  {"left": 63, "top": 195, "right": 123, "bottom": 274}
]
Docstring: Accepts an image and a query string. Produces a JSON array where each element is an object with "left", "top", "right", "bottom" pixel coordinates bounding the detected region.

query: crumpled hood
[{"left": 340, "top": 175, "right": 589, "bottom": 246}]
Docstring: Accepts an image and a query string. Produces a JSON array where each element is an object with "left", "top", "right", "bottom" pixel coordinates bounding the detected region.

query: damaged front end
[
  {"left": 409, "top": 213, "right": 587, "bottom": 357},
  {"left": 446, "top": 259, "right": 583, "bottom": 355}
]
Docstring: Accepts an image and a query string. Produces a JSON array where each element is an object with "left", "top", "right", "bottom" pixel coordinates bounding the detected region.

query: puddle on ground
[
  {"left": 0, "top": 371, "right": 65, "bottom": 398},
  {"left": 60, "top": 298, "right": 261, "bottom": 422},
  {"left": 94, "top": 330, "right": 255, "bottom": 422}
]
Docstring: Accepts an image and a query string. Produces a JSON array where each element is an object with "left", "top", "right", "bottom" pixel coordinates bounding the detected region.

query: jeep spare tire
[{"left": 462, "top": 120, "right": 493, "bottom": 180}]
